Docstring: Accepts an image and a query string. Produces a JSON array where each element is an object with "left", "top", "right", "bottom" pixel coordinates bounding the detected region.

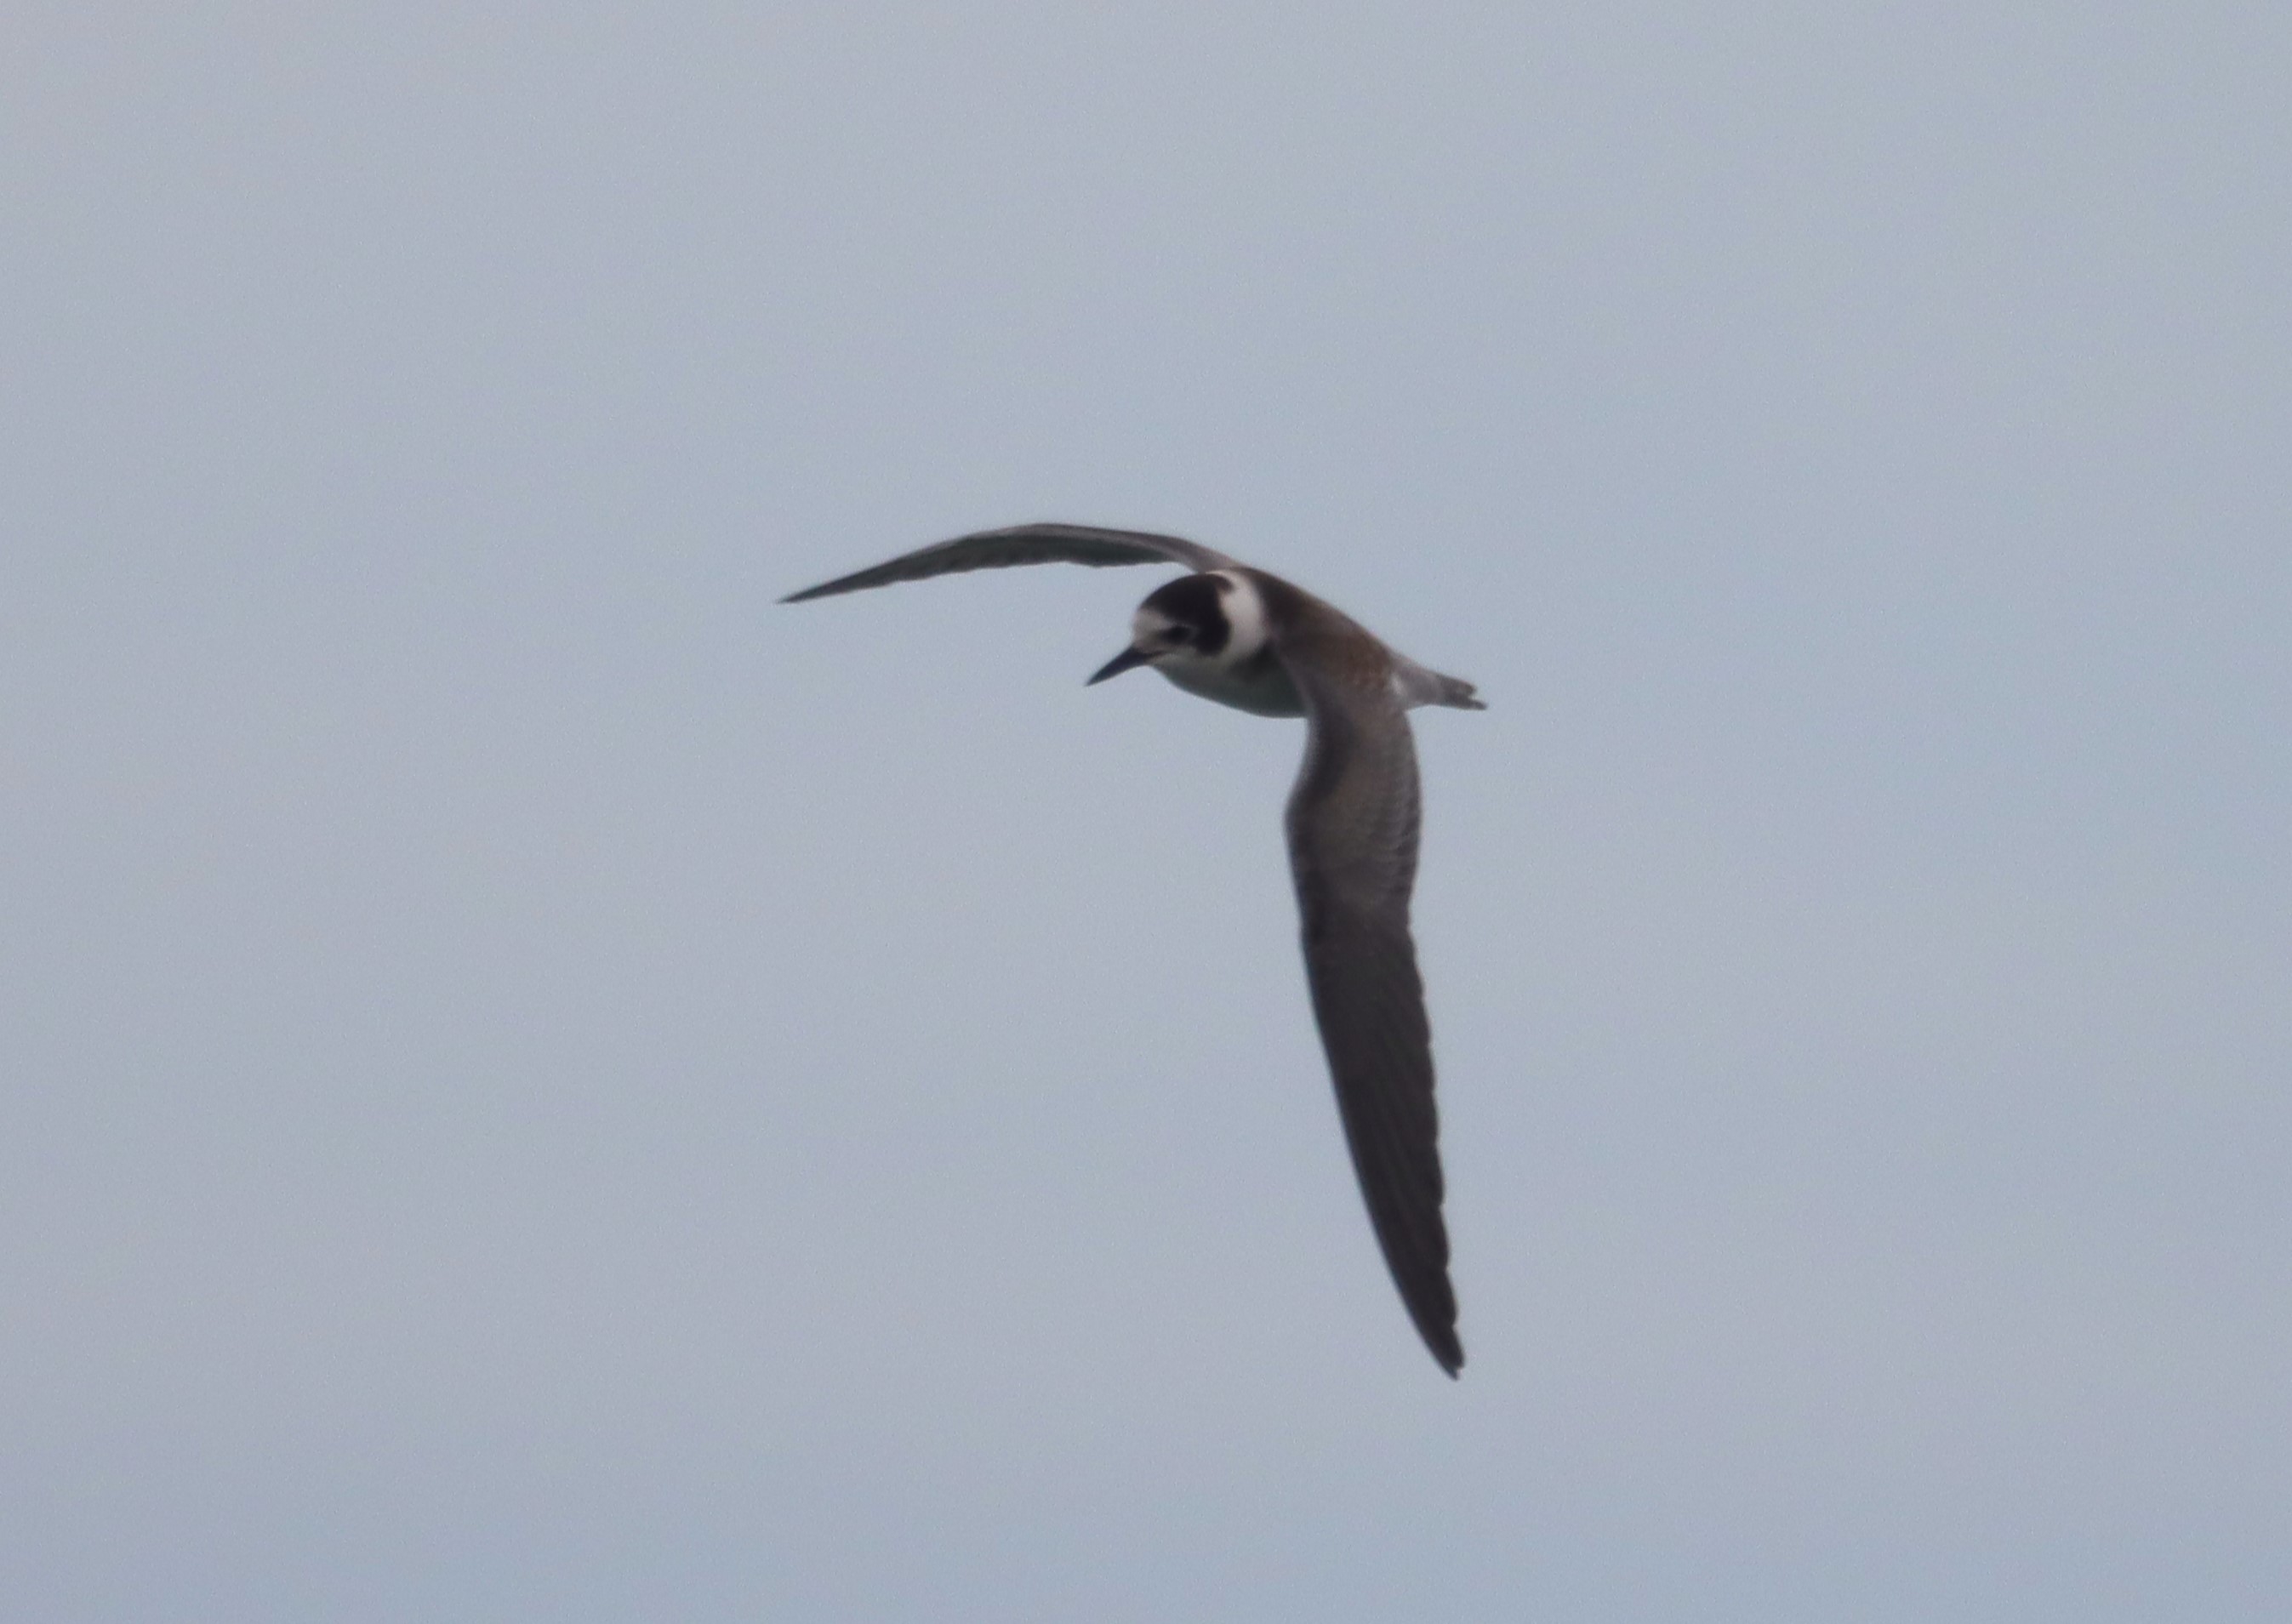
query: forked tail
[{"left": 1394, "top": 657, "right": 1488, "bottom": 711}]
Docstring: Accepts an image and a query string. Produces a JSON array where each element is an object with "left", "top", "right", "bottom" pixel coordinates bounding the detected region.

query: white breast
[{"left": 1155, "top": 652, "right": 1305, "bottom": 717}]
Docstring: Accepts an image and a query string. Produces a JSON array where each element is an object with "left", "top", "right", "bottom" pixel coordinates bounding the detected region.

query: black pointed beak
[{"left": 1086, "top": 644, "right": 1154, "bottom": 686}]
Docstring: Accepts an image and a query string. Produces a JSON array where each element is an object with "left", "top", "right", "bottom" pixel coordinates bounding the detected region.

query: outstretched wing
[
  {"left": 781, "top": 522, "right": 1239, "bottom": 602},
  {"left": 1274, "top": 618, "right": 1462, "bottom": 1376}
]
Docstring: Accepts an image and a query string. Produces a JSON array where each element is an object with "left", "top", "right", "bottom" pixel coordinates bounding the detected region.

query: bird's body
[{"left": 783, "top": 523, "right": 1483, "bottom": 1375}]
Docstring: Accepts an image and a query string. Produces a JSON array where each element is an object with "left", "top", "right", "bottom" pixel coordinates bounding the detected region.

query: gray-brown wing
[
  {"left": 1277, "top": 643, "right": 1462, "bottom": 1375},
  {"left": 780, "top": 523, "right": 1240, "bottom": 602}
]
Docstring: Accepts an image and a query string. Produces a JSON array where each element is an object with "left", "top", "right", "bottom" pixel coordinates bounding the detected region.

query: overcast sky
[{"left": 5, "top": 4, "right": 2288, "bottom": 1619}]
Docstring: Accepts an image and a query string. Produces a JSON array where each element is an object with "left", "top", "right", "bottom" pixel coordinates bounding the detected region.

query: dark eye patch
[{"left": 1137, "top": 573, "right": 1230, "bottom": 657}]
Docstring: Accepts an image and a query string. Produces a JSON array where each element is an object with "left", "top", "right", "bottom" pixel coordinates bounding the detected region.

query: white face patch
[
  {"left": 1208, "top": 571, "right": 1270, "bottom": 664},
  {"left": 1130, "top": 606, "right": 1178, "bottom": 649}
]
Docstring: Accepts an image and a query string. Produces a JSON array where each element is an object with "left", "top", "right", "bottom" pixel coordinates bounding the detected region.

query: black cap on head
[{"left": 1138, "top": 573, "right": 1231, "bottom": 656}]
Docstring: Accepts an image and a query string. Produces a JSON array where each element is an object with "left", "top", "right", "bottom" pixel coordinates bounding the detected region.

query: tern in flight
[{"left": 784, "top": 522, "right": 1484, "bottom": 1374}]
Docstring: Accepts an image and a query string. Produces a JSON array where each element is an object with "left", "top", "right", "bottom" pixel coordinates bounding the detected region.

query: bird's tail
[
  {"left": 1430, "top": 671, "right": 1486, "bottom": 710},
  {"left": 1394, "top": 657, "right": 1488, "bottom": 711}
]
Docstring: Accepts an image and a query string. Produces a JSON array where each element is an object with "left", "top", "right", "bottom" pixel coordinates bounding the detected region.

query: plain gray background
[{"left": 6, "top": 3, "right": 2287, "bottom": 1618}]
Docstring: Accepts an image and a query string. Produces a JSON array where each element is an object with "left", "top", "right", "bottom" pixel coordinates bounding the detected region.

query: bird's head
[{"left": 1087, "top": 570, "right": 1263, "bottom": 687}]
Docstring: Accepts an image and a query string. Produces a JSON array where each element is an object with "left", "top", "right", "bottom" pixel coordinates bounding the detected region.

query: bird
[{"left": 783, "top": 522, "right": 1485, "bottom": 1375}]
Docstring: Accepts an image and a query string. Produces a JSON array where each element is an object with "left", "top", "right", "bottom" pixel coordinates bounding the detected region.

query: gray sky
[{"left": 5, "top": 3, "right": 2288, "bottom": 1618}]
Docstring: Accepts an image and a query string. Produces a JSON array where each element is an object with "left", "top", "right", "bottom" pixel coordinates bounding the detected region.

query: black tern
[{"left": 784, "top": 522, "right": 1484, "bottom": 1375}]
